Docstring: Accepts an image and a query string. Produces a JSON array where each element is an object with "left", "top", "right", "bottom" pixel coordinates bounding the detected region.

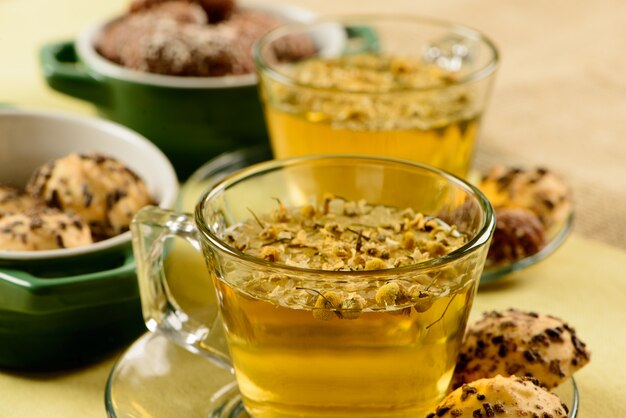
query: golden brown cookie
[
  {"left": 453, "top": 309, "right": 590, "bottom": 389},
  {"left": 479, "top": 165, "right": 572, "bottom": 230},
  {"left": 0, "top": 208, "right": 92, "bottom": 251},
  {"left": 428, "top": 375, "right": 569, "bottom": 418},
  {"left": 27, "top": 153, "right": 152, "bottom": 240},
  {"left": 0, "top": 185, "right": 44, "bottom": 214}
]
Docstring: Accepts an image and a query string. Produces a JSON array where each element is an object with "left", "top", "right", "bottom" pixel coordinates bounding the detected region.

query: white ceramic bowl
[{"left": 0, "top": 109, "right": 178, "bottom": 261}]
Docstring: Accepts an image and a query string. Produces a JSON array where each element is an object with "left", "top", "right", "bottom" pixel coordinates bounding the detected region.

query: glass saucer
[
  {"left": 105, "top": 331, "right": 242, "bottom": 418},
  {"left": 105, "top": 332, "right": 579, "bottom": 418}
]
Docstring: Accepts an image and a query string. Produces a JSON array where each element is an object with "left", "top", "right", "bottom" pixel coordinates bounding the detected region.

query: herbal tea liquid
[
  {"left": 259, "top": 54, "right": 486, "bottom": 179},
  {"left": 266, "top": 109, "right": 480, "bottom": 178},
  {"left": 210, "top": 196, "right": 486, "bottom": 417},
  {"left": 216, "top": 279, "right": 476, "bottom": 418}
]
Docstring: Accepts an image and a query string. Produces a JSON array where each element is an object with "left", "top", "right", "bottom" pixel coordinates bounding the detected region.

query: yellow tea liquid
[
  {"left": 266, "top": 109, "right": 480, "bottom": 178},
  {"left": 215, "top": 279, "right": 476, "bottom": 418},
  {"left": 260, "top": 53, "right": 485, "bottom": 178}
]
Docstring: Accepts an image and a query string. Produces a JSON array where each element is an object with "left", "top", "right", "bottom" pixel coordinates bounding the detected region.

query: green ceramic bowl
[
  {"left": 0, "top": 109, "right": 178, "bottom": 369},
  {"left": 39, "top": 4, "right": 316, "bottom": 179},
  {"left": 0, "top": 253, "right": 144, "bottom": 370}
]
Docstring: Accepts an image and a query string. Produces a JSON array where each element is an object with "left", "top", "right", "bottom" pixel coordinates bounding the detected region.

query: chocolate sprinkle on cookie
[
  {"left": 27, "top": 153, "right": 152, "bottom": 240},
  {"left": 452, "top": 309, "right": 590, "bottom": 389},
  {"left": 479, "top": 165, "right": 572, "bottom": 231},
  {"left": 0, "top": 208, "right": 92, "bottom": 251},
  {"left": 0, "top": 185, "right": 44, "bottom": 214},
  {"left": 427, "top": 375, "right": 569, "bottom": 417}
]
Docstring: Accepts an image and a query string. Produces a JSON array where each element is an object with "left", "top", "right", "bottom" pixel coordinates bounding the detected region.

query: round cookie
[
  {"left": 98, "top": 0, "right": 310, "bottom": 77},
  {"left": 0, "top": 185, "right": 44, "bottom": 214},
  {"left": 97, "top": 2, "right": 208, "bottom": 65},
  {"left": 427, "top": 375, "right": 569, "bottom": 418},
  {"left": 479, "top": 165, "right": 572, "bottom": 230},
  {"left": 0, "top": 208, "right": 92, "bottom": 251},
  {"left": 27, "top": 153, "right": 152, "bottom": 240},
  {"left": 488, "top": 207, "right": 546, "bottom": 264},
  {"left": 452, "top": 309, "right": 590, "bottom": 389},
  {"left": 103, "top": 14, "right": 252, "bottom": 77}
]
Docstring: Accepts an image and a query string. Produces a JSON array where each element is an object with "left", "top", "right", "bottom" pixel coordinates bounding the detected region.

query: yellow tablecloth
[{"left": 1, "top": 0, "right": 625, "bottom": 417}]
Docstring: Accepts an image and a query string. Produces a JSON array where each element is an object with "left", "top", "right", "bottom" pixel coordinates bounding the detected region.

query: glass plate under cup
[
  {"left": 179, "top": 147, "right": 574, "bottom": 286},
  {"left": 105, "top": 331, "right": 579, "bottom": 418}
]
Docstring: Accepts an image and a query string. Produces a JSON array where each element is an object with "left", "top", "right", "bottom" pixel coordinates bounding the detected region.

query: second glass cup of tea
[
  {"left": 132, "top": 155, "right": 495, "bottom": 418},
  {"left": 254, "top": 16, "right": 499, "bottom": 178}
]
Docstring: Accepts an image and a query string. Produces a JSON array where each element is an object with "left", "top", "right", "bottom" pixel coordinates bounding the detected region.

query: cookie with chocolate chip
[
  {"left": 428, "top": 375, "right": 569, "bottom": 418},
  {"left": 27, "top": 153, "right": 152, "bottom": 240},
  {"left": 0, "top": 185, "right": 44, "bottom": 215},
  {"left": 452, "top": 309, "right": 590, "bottom": 389},
  {"left": 479, "top": 165, "right": 572, "bottom": 230},
  {"left": 0, "top": 208, "right": 92, "bottom": 251}
]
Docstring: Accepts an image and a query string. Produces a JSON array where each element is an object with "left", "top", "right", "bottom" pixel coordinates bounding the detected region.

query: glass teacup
[
  {"left": 254, "top": 16, "right": 499, "bottom": 178},
  {"left": 131, "top": 155, "right": 494, "bottom": 417}
]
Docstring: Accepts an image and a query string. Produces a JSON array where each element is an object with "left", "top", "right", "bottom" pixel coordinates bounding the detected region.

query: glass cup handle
[{"left": 131, "top": 206, "right": 232, "bottom": 370}]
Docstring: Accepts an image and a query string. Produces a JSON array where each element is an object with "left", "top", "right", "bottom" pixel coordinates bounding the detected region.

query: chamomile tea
[
  {"left": 259, "top": 54, "right": 486, "bottom": 178},
  {"left": 211, "top": 196, "right": 483, "bottom": 417}
]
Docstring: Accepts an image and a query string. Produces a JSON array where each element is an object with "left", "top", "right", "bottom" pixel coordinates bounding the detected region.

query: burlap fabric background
[
  {"left": 470, "top": 0, "right": 626, "bottom": 249},
  {"left": 310, "top": 0, "right": 626, "bottom": 249}
]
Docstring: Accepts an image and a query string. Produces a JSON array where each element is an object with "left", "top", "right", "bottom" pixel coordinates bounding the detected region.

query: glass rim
[
  {"left": 253, "top": 14, "right": 500, "bottom": 95},
  {"left": 196, "top": 155, "right": 494, "bottom": 278}
]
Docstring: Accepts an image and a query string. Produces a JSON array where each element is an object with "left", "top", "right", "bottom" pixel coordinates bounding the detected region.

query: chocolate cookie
[{"left": 488, "top": 207, "right": 546, "bottom": 264}]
